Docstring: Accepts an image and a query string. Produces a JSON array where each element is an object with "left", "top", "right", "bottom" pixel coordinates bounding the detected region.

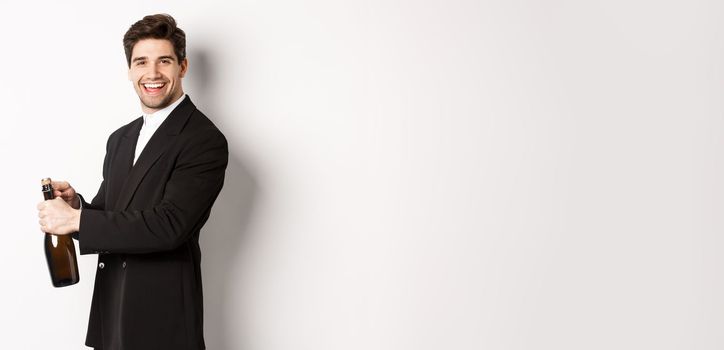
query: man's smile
[{"left": 142, "top": 82, "right": 167, "bottom": 95}]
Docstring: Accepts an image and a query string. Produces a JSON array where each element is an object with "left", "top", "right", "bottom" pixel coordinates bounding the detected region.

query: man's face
[{"left": 128, "top": 38, "right": 188, "bottom": 114}]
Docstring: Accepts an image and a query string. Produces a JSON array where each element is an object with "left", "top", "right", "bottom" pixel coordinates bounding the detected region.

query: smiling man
[{"left": 36, "top": 14, "right": 227, "bottom": 350}]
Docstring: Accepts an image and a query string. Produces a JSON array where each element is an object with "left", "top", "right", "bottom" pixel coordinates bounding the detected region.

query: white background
[{"left": 1, "top": 1, "right": 723, "bottom": 349}]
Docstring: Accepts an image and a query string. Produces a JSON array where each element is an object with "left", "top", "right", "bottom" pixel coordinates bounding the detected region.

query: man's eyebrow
[{"left": 131, "top": 55, "right": 176, "bottom": 63}]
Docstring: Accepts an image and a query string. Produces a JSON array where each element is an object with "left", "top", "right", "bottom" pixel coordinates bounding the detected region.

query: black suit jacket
[{"left": 76, "top": 96, "right": 227, "bottom": 350}]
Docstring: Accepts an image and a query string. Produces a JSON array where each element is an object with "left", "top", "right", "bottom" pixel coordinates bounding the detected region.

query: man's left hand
[{"left": 37, "top": 197, "right": 81, "bottom": 235}]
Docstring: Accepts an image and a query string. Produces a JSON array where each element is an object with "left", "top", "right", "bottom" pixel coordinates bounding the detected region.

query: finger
[
  {"left": 59, "top": 187, "right": 76, "bottom": 198},
  {"left": 51, "top": 180, "right": 70, "bottom": 190},
  {"left": 36, "top": 201, "right": 47, "bottom": 210},
  {"left": 54, "top": 191, "right": 72, "bottom": 201}
]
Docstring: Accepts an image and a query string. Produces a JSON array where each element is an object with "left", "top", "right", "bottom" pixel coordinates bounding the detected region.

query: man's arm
[
  {"left": 77, "top": 130, "right": 228, "bottom": 254},
  {"left": 73, "top": 181, "right": 105, "bottom": 240}
]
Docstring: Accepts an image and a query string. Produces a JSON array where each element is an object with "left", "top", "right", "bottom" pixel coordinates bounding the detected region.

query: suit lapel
[
  {"left": 114, "top": 96, "right": 197, "bottom": 210},
  {"left": 108, "top": 118, "right": 142, "bottom": 209}
]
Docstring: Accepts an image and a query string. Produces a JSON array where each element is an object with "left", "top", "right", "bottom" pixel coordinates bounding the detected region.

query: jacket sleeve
[{"left": 77, "top": 129, "right": 228, "bottom": 254}]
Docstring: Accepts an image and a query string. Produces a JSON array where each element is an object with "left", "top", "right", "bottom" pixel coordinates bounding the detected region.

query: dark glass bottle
[{"left": 42, "top": 178, "right": 80, "bottom": 287}]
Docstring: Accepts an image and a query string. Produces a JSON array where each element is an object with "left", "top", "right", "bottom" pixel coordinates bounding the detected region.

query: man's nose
[{"left": 147, "top": 63, "right": 162, "bottom": 77}]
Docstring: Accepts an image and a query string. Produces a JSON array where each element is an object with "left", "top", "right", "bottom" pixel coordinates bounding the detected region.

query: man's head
[{"left": 124, "top": 14, "right": 188, "bottom": 114}]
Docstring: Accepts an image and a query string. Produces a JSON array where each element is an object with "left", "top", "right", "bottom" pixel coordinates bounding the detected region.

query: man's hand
[
  {"left": 37, "top": 197, "right": 81, "bottom": 235},
  {"left": 52, "top": 180, "right": 80, "bottom": 209}
]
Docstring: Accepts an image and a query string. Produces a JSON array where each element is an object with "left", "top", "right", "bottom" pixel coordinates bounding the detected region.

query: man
[{"left": 36, "top": 14, "right": 227, "bottom": 350}]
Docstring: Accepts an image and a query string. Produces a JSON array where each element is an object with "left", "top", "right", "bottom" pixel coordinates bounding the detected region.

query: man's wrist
[{"left": 74, "top": 208, "right": 82, "bottom": 232}]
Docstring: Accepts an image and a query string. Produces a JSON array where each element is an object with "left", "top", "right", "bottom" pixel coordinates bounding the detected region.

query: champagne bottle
[{"left": 42, "top": 178, "right": 80, "bottom": 287}]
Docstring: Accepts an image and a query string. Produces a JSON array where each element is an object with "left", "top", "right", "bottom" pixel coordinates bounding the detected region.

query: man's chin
[{"left": 140, "top": 96, "right": 172, "bottom": 111}]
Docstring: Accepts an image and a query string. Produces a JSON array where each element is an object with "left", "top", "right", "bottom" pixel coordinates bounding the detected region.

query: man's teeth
[{"left": 144, "top": 83, "right": 165, "bottom": 88}]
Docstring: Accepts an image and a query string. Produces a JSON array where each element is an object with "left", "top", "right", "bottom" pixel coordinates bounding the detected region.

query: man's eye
[
  {"left": 161, "top": 59, "right": 170, "bottom": 64},
  {"left": 136, "top": 61, "right": 145, "bottom": 66}
]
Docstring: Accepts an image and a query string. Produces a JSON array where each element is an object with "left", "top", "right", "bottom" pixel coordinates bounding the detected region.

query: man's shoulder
[
  {"left": 109, "top": 117, "right": 142, "bottom": 138},
  {"left": 184, "top": 107, "right": 226, "bottom": 140},
  {"left": 104, "top": 117, "right": 142, "bottom": 146}
]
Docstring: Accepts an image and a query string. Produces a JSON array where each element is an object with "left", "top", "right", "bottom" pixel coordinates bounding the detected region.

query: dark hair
[{"left": 123, "top": 14, "right": 186, "bottom": 67}]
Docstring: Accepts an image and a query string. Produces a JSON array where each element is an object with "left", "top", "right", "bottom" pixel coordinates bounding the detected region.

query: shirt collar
[{"left": 142, "top": 93, "right": 187, "bottom": 127}]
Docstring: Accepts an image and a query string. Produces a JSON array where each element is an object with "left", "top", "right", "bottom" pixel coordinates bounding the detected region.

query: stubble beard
[{"left": 140, "top": 90, "right": 177, "bottom": 111}]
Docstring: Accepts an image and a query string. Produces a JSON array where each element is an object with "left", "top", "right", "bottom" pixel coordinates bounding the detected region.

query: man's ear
[{"left": 179, "top": 58, "right": 188, "bottom": 78}]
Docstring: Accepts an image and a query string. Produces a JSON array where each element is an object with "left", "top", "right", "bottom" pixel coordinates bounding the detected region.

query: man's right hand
[{"left": 51, "top": 180, "right": 80, "bottom": 209}]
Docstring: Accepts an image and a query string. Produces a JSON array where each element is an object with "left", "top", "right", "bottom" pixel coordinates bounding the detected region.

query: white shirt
[{"left": 134, "top": 94, "right": 187, "bottom": 165}]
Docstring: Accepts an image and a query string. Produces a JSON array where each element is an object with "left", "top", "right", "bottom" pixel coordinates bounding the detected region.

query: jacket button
[
  {"left": 122, "top": 261, "right": 127, "bottom": 269},
  {"left": 98, "top": 262, "right": 105, "bottom": 269}
]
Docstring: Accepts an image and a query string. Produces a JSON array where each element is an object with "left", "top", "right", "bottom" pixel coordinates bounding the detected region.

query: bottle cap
[{"left": 41, "top": 178, "right": 52, "bottom": 186}]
